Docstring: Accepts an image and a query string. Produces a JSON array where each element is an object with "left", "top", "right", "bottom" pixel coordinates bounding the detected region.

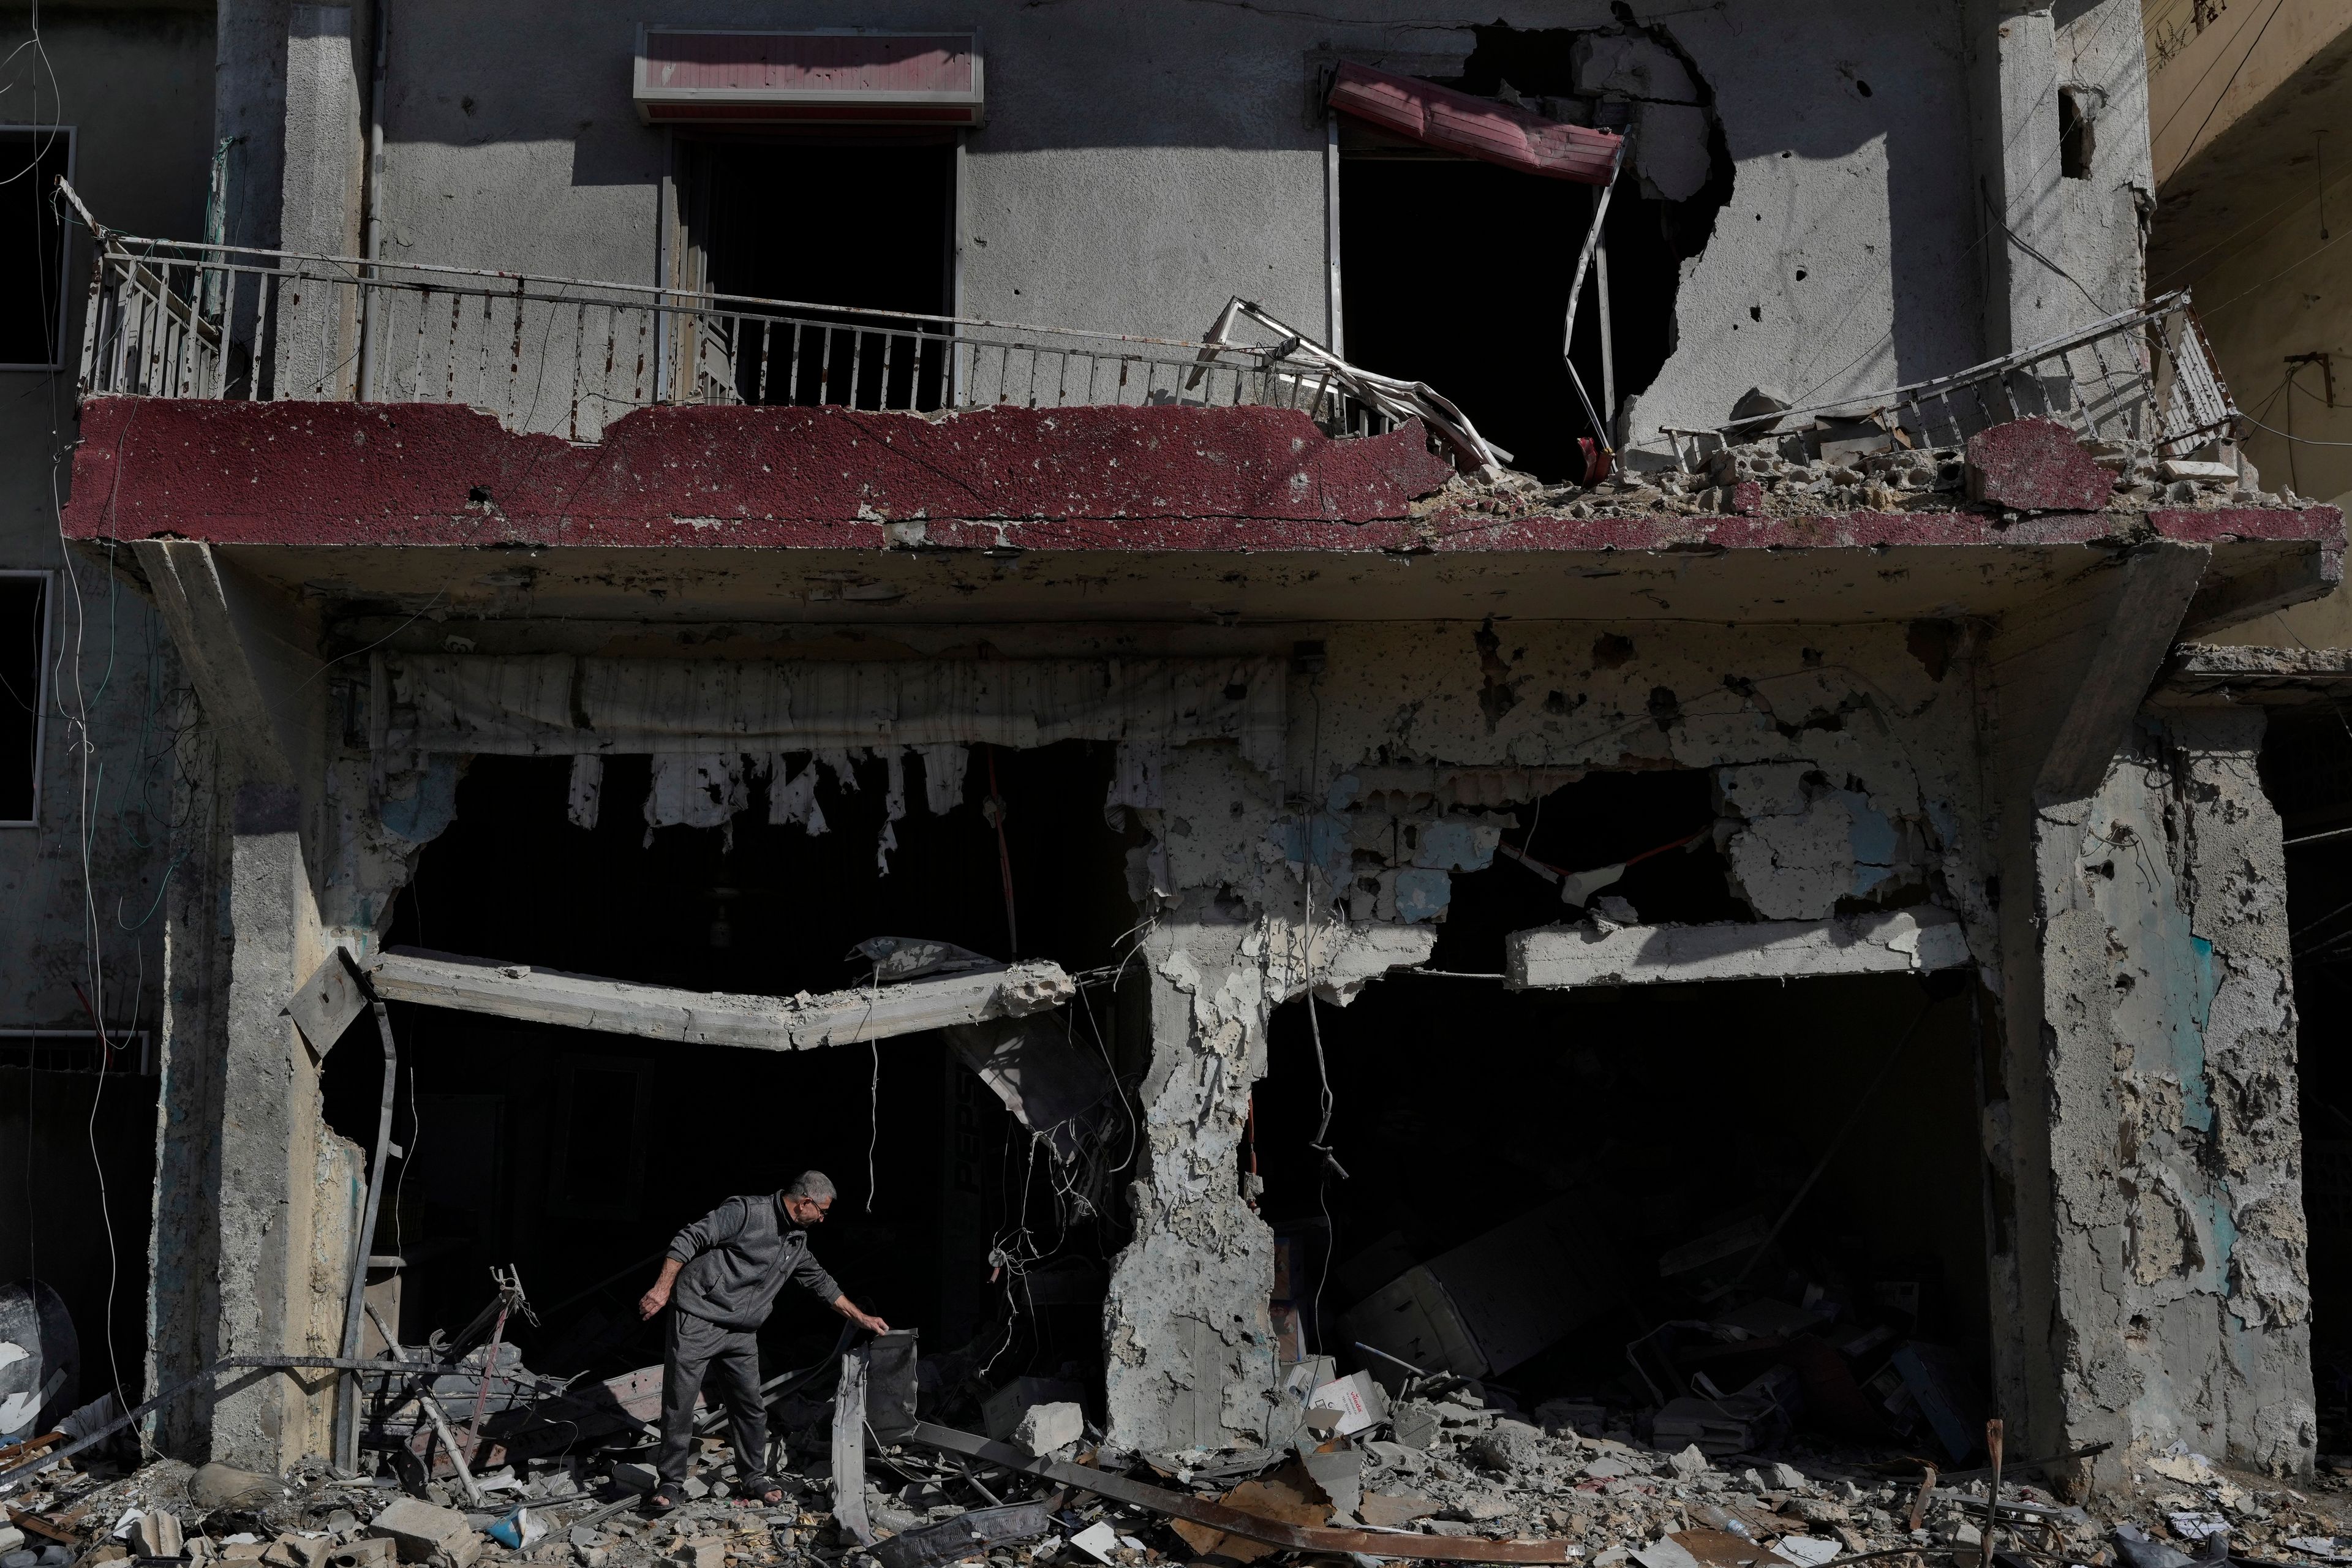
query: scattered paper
[
  {"left": 1069, "top": 1522, "right": 1121, "bottom": 1564},
  {"left": 1305, "top": 1370, "right": 1385, "bottom": 1438}
]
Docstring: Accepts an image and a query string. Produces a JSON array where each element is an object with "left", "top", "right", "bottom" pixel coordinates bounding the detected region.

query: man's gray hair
[{"left": 783, "top": 1170, "right": 837, "bottom": 1203}]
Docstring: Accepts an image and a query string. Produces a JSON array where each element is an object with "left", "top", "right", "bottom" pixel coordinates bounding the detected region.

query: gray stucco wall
[{"left": 314, "top": 0, "right": 2146, "bottom": 452}]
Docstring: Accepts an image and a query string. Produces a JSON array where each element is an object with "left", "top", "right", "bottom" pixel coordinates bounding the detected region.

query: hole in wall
[
  {"left": 1335, "top": 22, "right": 1732, "bottom": 480},
  {"left": 2059, "top": 87, "right": 2094, "bottom": 180},
  {"left": 1255, "top": 970, "right": 1991, "bottom": 1446}
]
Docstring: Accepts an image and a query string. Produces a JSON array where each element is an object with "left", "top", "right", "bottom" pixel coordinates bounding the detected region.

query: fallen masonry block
[
  {"left": 1964, "top": 417, "right": 2113, "bottom": 512},
  {"left": 368, "top": 1499, "right": 481, "bottom": 1568},
  {"left": 1010, "top": 1401, "right": 1083, "bottom": 1456}
]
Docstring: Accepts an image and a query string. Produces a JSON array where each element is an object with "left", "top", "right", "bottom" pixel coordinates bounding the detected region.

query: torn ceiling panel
[
  {"left": 380, "top": 655, "right": 1287, "bottom": 780},
  {"left": 364, "top": 946, "right": 1074, "bottom": 1049},
  {"left": 1504, "top": 908, "right": 1970, "bottom": 989}
]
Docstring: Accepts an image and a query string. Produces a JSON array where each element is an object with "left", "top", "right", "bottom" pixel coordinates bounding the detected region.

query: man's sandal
[{"left": 643, "top": 1493, "right": 679, "bottom": 1516}]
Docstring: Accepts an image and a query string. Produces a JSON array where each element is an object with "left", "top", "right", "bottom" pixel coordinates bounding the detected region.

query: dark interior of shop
[
  {"left": 2262, "top": 709, "right": 2352, "bottom": 1451},
  {"left": 1257, "top": 769, "right": 1994, "bottom": 1460},
  {"left": 320, "top": 742, "right": 1140, "bottom": 1427}
]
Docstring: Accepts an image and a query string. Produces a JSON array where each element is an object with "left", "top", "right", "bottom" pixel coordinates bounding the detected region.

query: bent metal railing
[
  {"left": 1658, "top": 290, "right": 2239, "bottom": 462},
  {"left": 66, "top": 185, "right": 1397, "bottom": 447}
]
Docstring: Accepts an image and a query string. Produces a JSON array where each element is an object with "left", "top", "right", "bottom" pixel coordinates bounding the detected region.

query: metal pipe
[
  {"left": 334, "top": 997, "right": 400, "bottom": 1471},
  {"left": 1324, "top": 113, "right": 1344, "bottom": 356}
]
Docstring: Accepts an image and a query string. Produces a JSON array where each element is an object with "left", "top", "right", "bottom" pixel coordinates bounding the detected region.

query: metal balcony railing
[
  {"left": 66, "top": 183, "right": 1437, "bottom": 451},
  {"left": 1659, "top": 291, "right": 2239, "bottom": 462}
]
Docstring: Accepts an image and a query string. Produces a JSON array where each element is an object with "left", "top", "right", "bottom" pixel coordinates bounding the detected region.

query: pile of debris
[
  {"left": 1433, "top": 423, "right": 2298, "bottom": 523},
  {"left": 8, "top": 1367, "right": 2352, "bottom": 1568}
]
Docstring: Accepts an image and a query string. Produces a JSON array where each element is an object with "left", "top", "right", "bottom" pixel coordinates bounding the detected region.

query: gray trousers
[{"left": 658, "top": 1310, "right": 768, "bottom": 1488}]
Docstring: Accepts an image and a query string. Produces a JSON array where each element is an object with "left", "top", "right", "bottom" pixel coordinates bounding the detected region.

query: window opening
[
  {"left": 678, "top": 137, "right": 955, "bottom": 410},
  {"left": 0, "top": 128, "right": 70, "bottom": 368},
  {"left": 0, "top": 571, "right": 48, "bottom": 823},
  {"left": 2059, "top": 88, "right": 2093, "bottom": 180}
]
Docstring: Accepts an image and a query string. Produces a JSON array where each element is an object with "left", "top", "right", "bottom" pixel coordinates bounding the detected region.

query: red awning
[
  {"left": 1325, "top": 61, "right": 1621, "bottom": 184},
  {"left": 634, "top": 29, "right": 984, "bottom": 126}
]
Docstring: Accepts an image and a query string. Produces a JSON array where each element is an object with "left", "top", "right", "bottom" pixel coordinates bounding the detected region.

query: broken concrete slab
[
  {"left": 367, "top": 1500, "right": 480, "bottom": 1568},
  {"left": 364, "top": 946, "right": 1074, "bottom": 1051},
  {"left": 1965, "top": 418, "right": 2114, "bottom": 511},
  {"left": 1011, "top": 1401, "right": 1084, "bottom": 1456},
  {"left": 1505, "top": 907, "right": 1971, "bottom": 989}
]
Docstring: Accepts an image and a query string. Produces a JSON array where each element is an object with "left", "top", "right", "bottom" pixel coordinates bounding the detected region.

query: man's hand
[
  {"left": 832, "top": 1294, "right": 890, "bottom": 1335},
  {"left": 640, "top": 1257, "right": 685, "bottom": 1321}
]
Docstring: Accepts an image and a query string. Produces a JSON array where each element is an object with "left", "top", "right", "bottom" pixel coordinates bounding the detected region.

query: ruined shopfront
[{"left": 12, "top": 0, "right": 2346, "bottom": 1520}]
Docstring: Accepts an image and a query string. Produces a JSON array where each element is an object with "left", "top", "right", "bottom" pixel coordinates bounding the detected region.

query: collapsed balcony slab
[{"left": 364, "top": 945, "right": 1074, "bottom": 1050}]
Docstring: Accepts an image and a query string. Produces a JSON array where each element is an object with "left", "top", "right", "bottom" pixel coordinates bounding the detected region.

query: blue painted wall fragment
[
  {"left": 1834, "top": 788, "right": 1900, "bottom": 897},
  {"left": 1268, "top": 811, "right": 1351, "bottom": 886},
  {"left": 381, "top": 758, "right": 461, "bottom": 844},
  {"left": 1393, "top": 868, "right": 1453, "bottom": 922},
  {"left": 1413, "top": 819, "right": 1497, "bottom": 871}
]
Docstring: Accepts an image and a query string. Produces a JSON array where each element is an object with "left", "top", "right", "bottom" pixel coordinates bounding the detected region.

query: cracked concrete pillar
[
  {"left": 135, "top": 542, "right": 357, "bottom": 1468},
  {"left": 2017, "top": 708, "right": 2312, "bottom": 1476},
  {"left": 1986, "top": 547, "right": 2315, "bottom": 1477},
  {"left": 208, "top": 783, "right": 355, "bottom": 1469},
  {"left": 1101, "top": 916, "right": 1282, "bottom": 1453}
]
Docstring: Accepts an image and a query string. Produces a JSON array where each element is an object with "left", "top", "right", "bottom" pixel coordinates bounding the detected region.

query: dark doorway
[{"left": 679, "top": 138, "right": 955, "bottom": 408}]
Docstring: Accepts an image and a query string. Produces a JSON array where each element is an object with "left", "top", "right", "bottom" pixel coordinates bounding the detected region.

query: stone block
[
  {"left": 1011, "top": 1400, "right": 1084, "bottom": 1455},
  {"left": 1963, "top": 417, "right": 2111, "bottom": 512},
  {"left": 368, "top": 1500, "right": 479, "bottom": 1568}
]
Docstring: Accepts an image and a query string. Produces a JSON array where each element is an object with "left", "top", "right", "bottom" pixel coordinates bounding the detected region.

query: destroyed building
[{"left": 8, "top": 0, "right": 2352, "bottom": 1527}]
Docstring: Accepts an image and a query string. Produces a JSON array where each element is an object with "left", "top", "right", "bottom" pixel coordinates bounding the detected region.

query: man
[{"left": 638, "top": 1170, "right": 889, "bottom": 1512}]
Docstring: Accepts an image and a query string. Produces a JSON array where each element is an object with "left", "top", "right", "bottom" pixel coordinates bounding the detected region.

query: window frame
[
  {"left": 0, "top": 568, "right": 51, "bottom": 827},
  {"left": 0, "top": 125, "right": 78, "bottom": 374}
]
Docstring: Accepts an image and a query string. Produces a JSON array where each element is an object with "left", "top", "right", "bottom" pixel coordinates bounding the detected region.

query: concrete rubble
[
  {"left": 15, "top": 1402, "right": 2352, "bottom": 1568},
  {"left": 1430, "top": 421, "right": 2306, "bottom": 523}
]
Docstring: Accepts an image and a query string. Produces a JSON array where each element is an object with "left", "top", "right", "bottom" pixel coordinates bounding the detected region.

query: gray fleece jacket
[{"left": 666, "top": 1193, "right": 842, "bottom": 1330}]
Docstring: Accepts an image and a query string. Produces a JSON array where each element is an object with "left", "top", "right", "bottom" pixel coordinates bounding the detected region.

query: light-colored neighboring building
[{"left": 2147, "top": 0, "right": 2352, "bottom": 641}]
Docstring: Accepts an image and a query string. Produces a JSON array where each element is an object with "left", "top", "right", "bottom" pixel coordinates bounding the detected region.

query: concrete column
[
  {"left": 132, "top": 542, "right": 358, "bottom": 1468},
  {"left": 2014, "top": 707, "right": 2313, "bottom": 1476},
  {"left": 1101, "top": 916, "right": 1281, "bottom": 1453},
  {"left": 208, "top": 782, "right": 356, "bottom": 1469},
  {"left": 1972, "top": 4, "right": 2073, "bottom": 354}
]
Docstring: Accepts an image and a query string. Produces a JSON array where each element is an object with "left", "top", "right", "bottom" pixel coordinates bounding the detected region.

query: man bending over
[{"left": 639, "top": 1170, "right": 889, "bottom": 1512}]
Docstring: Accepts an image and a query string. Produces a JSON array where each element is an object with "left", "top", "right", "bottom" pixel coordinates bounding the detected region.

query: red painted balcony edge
[{"left": 61, "top": 397, "right": 2345, "bottom": 560}]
